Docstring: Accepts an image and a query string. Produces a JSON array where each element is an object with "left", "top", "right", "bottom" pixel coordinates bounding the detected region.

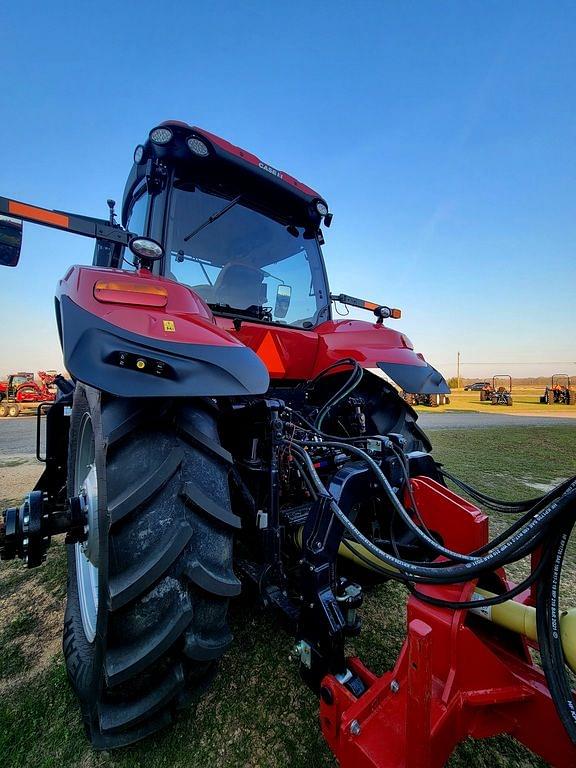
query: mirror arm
[
  {"left": 0, "top": 196, "right": 133, "bottom": 246},
  {"left": 330, "top": 292, "right": 401, "bottom": 321}
]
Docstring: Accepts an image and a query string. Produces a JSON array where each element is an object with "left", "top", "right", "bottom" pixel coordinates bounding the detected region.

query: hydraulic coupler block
[
  {"left": 1, "top": 491, "right": 50, "bottom": 567},
  {"left": 0, "top": 491, "right": 87, "bottom": 568}
]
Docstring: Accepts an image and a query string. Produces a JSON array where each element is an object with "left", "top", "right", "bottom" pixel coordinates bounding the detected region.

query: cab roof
[{"left": 122, "top": 120, "right": 329, "bottom": 230}]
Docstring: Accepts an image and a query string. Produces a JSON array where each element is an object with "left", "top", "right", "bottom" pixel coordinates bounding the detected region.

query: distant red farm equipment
[{"left": 0, "top": 370, "right": 60, "bottom": 417}]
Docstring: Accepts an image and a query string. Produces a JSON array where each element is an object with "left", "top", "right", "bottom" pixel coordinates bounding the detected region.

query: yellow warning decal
[{"left": 163, "top": 320, "right": 176, "bottom": 332}]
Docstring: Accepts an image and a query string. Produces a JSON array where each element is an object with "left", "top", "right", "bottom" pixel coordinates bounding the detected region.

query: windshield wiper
[{"left": 183, "top": 195, "right": 242, "bottom": 242}]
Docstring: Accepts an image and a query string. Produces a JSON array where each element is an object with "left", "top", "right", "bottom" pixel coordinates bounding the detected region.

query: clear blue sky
[{"left": 1, "top": 1, "right": 575, "bottom": 379}]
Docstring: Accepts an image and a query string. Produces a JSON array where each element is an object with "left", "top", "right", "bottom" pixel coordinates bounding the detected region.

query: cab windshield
[{"left": 165, "top": 182, "right": 329, "bottom": 328}]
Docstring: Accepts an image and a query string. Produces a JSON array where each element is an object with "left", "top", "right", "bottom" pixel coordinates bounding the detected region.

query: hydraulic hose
[
  {"left": 314, "top": 361, "right": 363, "bottom": 431},
  {"left": 441, "top": 467, "right": 576, "bottom": 514},
  {"left": 536, "top": 516, "right": 576, "bottom": 743},
  {"left": 288, "top": 440, "right": 576, "bottom": 585},
  {"left": 291, "top": 438, "right": 478, "bottom": 564}
]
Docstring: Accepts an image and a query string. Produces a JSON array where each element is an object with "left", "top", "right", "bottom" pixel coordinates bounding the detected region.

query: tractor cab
[
  {"left": 6, "top": 372, "right": 34, "bottom": 399},
  {"left": 118, "top": 122, "right": 332, "bottom": 332}
]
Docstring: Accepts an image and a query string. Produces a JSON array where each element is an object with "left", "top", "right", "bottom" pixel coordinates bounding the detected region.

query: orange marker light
[
  {"left": 390, "top": 308, "right": 402, "bottom": 319},
  {"left": 94, "top": 281, "right": 168, "bottom": 307}
]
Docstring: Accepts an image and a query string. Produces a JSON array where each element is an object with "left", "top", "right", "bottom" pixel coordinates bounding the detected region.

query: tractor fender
[
  {"left": 314, "top": 319, "right": 450, "bottom": 395},
  {"left": 55, "top": 266, "right": 270, "bottom": 398}
]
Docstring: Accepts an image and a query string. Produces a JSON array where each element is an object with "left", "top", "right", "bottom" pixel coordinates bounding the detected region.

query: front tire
[{"left": 63, "top": 386, "right": 239, "bottom": 748}]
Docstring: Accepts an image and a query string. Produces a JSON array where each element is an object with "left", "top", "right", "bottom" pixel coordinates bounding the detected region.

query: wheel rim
[{"left": 74, "top": 413, "right": 99, "bottom": 643}]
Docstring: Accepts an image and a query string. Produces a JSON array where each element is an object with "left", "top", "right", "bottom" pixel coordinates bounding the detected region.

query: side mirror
[
  {"left": 274, "top": 284, "right": 292, "bottom": 318},
  {"left": 0, "top": 215, "right": 23, "bottom": 267}
]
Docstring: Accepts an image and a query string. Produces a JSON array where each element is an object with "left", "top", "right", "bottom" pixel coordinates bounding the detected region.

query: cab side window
[
  {"left": 127, "top": 187, "right": 149, "bottom": 236},
  {"left": 123, "top": 186, "right": 149, "bottom": 270}
]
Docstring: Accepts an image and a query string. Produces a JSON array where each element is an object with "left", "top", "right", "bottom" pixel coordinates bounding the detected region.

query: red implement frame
[{"left": 320, "top": 477, "right": 576, "bottom": 768}]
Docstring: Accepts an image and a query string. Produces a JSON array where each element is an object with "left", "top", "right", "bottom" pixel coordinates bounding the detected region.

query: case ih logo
[{"left": 258, "top": 162, "right": 283, "bottom": 180}]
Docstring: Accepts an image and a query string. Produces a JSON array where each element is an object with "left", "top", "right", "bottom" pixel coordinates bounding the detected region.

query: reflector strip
[
  {"left": 8, "top": 201, "right": 69, "bottom": 228},
  {"left": 255, "top": 331, "right": 286, "bottom": 376}
]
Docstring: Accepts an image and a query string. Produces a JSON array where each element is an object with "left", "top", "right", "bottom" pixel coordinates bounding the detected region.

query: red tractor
[
  {"left": 0, "top": 370, "right": 59, "bottom": 417},
  {"left": 0, "top": 122, "right": 575, "bottom": 767},
  {"left": 0, "top": 372, "right": 34, "bottom": 403}
]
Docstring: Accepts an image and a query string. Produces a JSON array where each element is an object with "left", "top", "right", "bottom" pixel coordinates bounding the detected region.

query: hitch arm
[{"left": 0, "top": 196, "right": 132, "bottom": 245}]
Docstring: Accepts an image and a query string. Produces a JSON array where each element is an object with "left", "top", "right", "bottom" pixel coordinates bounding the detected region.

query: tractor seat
[{"left": 211, "top": 262, "right": 267, "bottom": 309}]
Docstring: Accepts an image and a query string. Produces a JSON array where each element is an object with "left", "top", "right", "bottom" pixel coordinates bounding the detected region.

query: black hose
[
  {"left": 288, "top": 441, "right": 576, "bottom": 584},
  {"left": 410, "top": 550, "right": 549, "bottom": 609},
  {"left": 291, "top": 437, "right": 478, "bottom": 564},
  {"left": 536, "top": 516, "right": 576, "bottom": 744},
  {"left": 315, "top": 362, "right": 363, "bottom": 431},
  {"left": 441, "top": 467, "right": 575, "bottom": 514}
]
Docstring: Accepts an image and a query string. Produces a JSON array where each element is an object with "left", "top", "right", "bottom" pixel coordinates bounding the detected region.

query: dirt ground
[{"left": 0, "top": 417, "right": 45, "bottom": 506}]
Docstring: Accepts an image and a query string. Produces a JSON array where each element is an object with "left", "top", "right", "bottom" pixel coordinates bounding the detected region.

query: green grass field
[
  {"left": 1, "top": 425, "right": 575, "bottom": 768},
  {"left": 414, "top": 388, "right": 576, "bottom": 415}
]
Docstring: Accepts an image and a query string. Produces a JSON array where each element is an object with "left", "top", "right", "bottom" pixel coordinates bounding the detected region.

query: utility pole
[{"left": 457, "top": 351, "right": 461, "bottom": 389}]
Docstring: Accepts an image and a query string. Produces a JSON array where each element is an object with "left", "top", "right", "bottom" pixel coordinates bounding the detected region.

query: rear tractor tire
[{"left": 63, "top": 386, "right": 240, "bottom": 748}]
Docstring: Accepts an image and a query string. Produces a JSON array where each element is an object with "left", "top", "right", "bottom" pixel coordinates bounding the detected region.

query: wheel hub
[
  {"left": 80, "top": 464, "right": 99, "bottom": 566},
  {"left": 75, "top": 414, "right": 99, "bottom": 643}
]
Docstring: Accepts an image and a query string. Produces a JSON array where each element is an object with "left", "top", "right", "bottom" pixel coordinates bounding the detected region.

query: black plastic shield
[{"left": 377, "top": 361, "right": 450, "bottom": 395}]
